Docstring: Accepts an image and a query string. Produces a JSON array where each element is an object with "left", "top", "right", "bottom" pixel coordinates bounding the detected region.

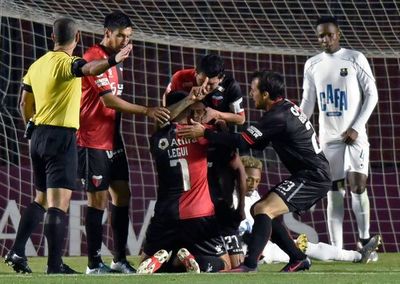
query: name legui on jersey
[
  {"left": 319, "top": 84, "right": 348, "bottom": 116},
  {"left": 158, "top": 137, "right": 197, "bottom": 159}
]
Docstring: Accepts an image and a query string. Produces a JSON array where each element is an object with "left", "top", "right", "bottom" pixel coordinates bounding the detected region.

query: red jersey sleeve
[{"left": 82, "top": 46, "right": 113, "bottom": 97}]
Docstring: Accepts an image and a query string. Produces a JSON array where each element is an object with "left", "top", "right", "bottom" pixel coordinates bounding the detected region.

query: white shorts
[{"left": 321, "top": 135, "right": 370, "bottom": 181}]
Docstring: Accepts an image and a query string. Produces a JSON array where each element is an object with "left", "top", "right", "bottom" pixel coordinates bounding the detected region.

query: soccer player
[
  {"left": 162, "top": 54, "right": 245, "bottom": 127},
  {"left": 300, "top": 16, "right": 379, "bottom": 249},
  {"left": 178, "top": 70, "right": 331, "bottom": 272},
  {"left": 76, "top": 12, "right": 170, "bottom": 274},
  {"left": 236, "top": 156, "right": 381, "bottom": 264},
  {"left": 136, "top": 91, "right": 231, "bottom": 274},
  {"left": 7, "top": 17, "right": 132, "bottom": 274},
  {"left": 163, "top": 54, "right": 247, "bottom": 263}
]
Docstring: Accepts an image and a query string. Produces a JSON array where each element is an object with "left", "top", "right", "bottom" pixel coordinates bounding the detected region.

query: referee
[{"left": 15, "top": 17, "right": 132, "bottom": 274}]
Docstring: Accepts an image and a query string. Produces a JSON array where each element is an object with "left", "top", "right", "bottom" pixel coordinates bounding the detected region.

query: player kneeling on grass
[
  {"left": 137, "top": 91, "right": 231, "bottom": 273},
  {"left": 178, "top": 70, "right": 332, "bottom": 273},
  {"left": 235, "top": 156, "right": 381, "bottom": 265}
]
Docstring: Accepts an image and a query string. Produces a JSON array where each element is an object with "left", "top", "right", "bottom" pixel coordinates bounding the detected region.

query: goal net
[{"left": 1, "top": 0, "right": 399, "bottom": 256}]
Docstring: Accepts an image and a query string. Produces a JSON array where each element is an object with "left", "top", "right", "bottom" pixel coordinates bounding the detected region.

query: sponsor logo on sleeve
[{"left": 95, "top": 78, "right": 111, "bottom": 87}]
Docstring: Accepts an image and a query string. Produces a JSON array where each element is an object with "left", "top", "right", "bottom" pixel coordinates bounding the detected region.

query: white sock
[
  {"left": 327, "top": 190, "right": 346, "bottom": 248},
  {"left": 262, "top": 242, "right": 289, "bottom": 263},
  {"left": 351, "top": 191, "right": 370, "bottom": 240},
  {"left": 306, "top": 242, "right": 360, "bottom": 262}
]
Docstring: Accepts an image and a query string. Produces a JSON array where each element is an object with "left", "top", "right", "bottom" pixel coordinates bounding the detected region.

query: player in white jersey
[
  {"left": 300, "top": 16, "right": 378, "bottom": 249},
  {"left": 235, "top": 156, "right": 381, "bottom": 264}
]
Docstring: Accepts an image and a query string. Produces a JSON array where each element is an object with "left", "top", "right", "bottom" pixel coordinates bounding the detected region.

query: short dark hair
[
  {"left": 196, "top": 54, "right": 225, "bottom": 78},
  {"left": 165, "top": 91, "right": 188, "bottom": 107},
  {"left": 316, "top": 16, "right": 339, "bottom": 27},
  {"left": 104, "top": 11, "right": 132, "bottom": 31},
  {"left": 251, "top": 70, "right": 285, "bottom": 100},
  {"left": 53, "top": 17, "right": 78, "bottom": 45}
]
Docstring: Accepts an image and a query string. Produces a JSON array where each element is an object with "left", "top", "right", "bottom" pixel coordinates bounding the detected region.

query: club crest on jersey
[
  {"left": 340, "top": 68, "right": 348, "bottom": 77},
  {"left": 92, "top": 175, "right": 103, "bottom": 187},
  {"left": 211, "top": 94, "right": 223, "bottom": 107}
]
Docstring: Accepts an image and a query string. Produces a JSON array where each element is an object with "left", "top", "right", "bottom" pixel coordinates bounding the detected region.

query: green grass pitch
[{"left": 1, "top": 254, "right": 399, "bottom": 284}]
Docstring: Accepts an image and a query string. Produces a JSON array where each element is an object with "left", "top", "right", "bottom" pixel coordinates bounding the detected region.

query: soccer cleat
[
  {"left": 4, "top": 250, "right": 32, "bottom": 274},
  {"left": 177, "top": 248, "right": 200, "bottom": 273},
  {"left": 47, "top": 263, "right": 80, "bottom": 274},
  {"left": 86, "top": 262, "right": 113, "bottom": 274},
  {"left": 359, "top": 235, "right": 382, "bottom": 264},
  {"left": 280, "top": 257, "right": 311, "bottom": 272},
  {"left": 110, "top": 259, "right": 136, "bottom": 274},
  {"left": 228, "top": 264, "right": 257, "bottom": 273},
  {"left": 369, "top": 251, "right": 379, "bottom": 262},
  {"left": 136, "top": 249, "right": 171, "bottom": 274},
  {"left": 295, "top": 234, "right": 308, "bottom": 253}
]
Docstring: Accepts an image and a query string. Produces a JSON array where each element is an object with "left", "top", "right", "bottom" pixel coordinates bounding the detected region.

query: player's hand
[
  {"left": 115, "top": 43, "right": 133, "bottom": 63},
  {"left": 201, "top": 107, "right": 220, "bottom": 123},
  {"left": 176, "top": 119, "right": 205, "bottom": 138},
  {"left": 146, "top": 106, "right": 170, "bottom": 123},
  {"left": 341, "top": 128, "right": 358, "bottom": 145},
  {"left": 189, "top": 77, "right": 210, "bottom": 101}
]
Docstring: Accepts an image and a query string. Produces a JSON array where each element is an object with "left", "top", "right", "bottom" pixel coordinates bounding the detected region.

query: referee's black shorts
[
  {"left": 30, "top": 125, "right": 78, "bottom": 192},
  {"left": 266, "top": 170, "right": 331, "bottom": 214}
]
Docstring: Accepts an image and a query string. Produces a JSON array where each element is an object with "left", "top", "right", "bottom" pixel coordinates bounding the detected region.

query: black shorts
[
  {"left": 223, "top": 234, "right": 243, "bottom": 255},
  {"left": 267, "top": 170, "right": 331, "bottom": 214},
  {"left": 30, "top": 125, "right": 78, "bottom": 191},
  {"left": 77, "top": 146, "right": 129, "bottom": 192},
  {"left": 143, "top": 216, "right": 227, "bottom": 257},
  {"left": 214, "top": 200, "right": 241, "bottom": 236}
]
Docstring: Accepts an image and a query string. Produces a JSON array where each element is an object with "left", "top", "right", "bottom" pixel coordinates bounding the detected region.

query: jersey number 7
[{"left": 170, "top": 158, "right": 191, "bottom": 191}]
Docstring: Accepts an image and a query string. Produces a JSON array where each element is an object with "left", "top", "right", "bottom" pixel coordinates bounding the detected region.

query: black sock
[
  {"left": 110, "top": 204, "right": 129, "bottom": 262},
  {"left": 270, "top": 219, "right": 306, "bottom": 262},
  {"left": 85, "top": 207, "right": 104, "bottom": 268},
  {"left": 44, "top": 207, "right": 67, "bottom": 270},
  {"left": 195, "top": 255, "right": 225, "bottom": 272},
  {"left": 244, "top": 214, "right": 272, "bottom": 269},
  {"left": 13, "top": 202, "right": 46, "bottom": 256}
]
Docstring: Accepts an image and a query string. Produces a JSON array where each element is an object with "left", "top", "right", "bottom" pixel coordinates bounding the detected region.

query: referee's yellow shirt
[{"left": 23, "top": 51, "right": 82, "bottom": 129}]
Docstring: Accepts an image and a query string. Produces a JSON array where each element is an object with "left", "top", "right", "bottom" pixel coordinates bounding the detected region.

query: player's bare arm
[
  {"left": 80, "top": 44, "right": 133, "bottom": 76},
  {"left": 202, "top": 107, "right": 245, "bottom": 125},
  {"left": 100, "top": 93, "right": 170, "bottom": 123},
  {"left": 167, "top": 78, "right": 210, "bottom": 121}
]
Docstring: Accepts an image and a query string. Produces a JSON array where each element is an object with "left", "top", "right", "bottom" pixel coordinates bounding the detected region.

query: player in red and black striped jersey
[
  {"left": 76, "top": 12, "right": 170, "bottom": 275},
  {"left": 163, "top": 54, "right": 245, "bottom": 125},
  {"left": 178, "top": 70, "right": 331, "bottom": 273},
  {"left": 140, "top": 92, "right": 231, "bottom": 273},
  {"left": 162, "top": 55, "right": 247, "bottom": 260}
]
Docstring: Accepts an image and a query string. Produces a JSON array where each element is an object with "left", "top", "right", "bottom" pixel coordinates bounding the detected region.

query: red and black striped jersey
[{"left": 150, "top": 123, "right": 215, "bottom": 220}]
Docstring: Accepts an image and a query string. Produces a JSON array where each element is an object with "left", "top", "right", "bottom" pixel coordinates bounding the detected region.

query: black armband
[
  {"left": 108, "top": 54, "right": 117, "bottom": 67},
  {"left": 22, "top": 83, "right": 33, "bottom": 93},
  {"left": 71, "top": 58, "right": 88, "bottom": 77}
]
